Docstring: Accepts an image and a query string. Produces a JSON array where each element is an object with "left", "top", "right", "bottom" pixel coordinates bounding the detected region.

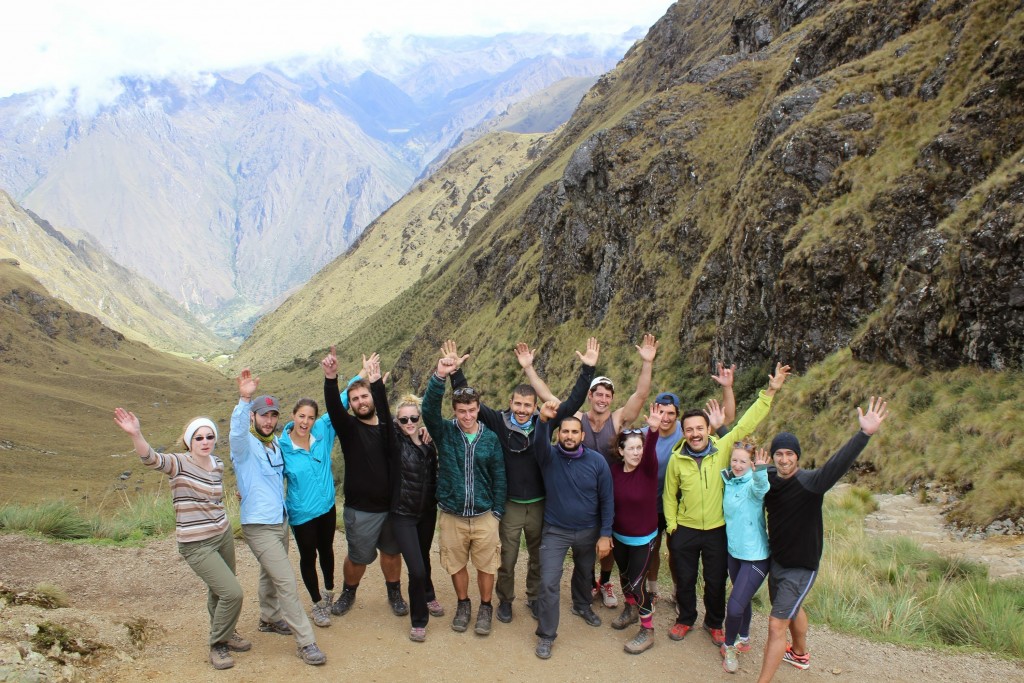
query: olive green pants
[{"left": 178, "top": 529, "right": 244, "bottom": 646}]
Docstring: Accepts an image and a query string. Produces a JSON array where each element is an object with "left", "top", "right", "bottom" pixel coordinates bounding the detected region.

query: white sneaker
[{"left": 601, "top": 582, "right": 618, "bottom": 608}]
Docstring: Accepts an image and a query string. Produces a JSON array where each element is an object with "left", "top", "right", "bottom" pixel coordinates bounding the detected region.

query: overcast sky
[{"left": 0, "top": 0, "right": 673, "bottom": 105}]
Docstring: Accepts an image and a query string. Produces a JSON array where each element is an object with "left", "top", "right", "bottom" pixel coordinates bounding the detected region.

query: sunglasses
[
  {"left": 621, "top": 428, "right": 644, "bottom": 435},
  {"left": 192, "top": 435, "right": 215, "bottom": 442},
  {"left": 453, "top": 387, "right": 479, "bottom": 399},
  {"left": 398, "top": 415, "right": 420, "bottom": 424}
]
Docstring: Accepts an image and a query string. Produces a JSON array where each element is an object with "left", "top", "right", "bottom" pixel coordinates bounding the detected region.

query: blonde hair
[{"left": 396, "top": 394, "right": 422, "bottom": 413}]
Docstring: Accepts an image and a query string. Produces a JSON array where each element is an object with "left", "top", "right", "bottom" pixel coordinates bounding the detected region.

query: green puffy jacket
[{"left": 663, "top": 390, "right": 773, "bottom": 533}]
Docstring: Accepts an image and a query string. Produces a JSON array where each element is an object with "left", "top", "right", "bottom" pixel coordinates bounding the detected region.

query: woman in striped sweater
[{"left": 114, "top": 408, "right": 249, "bottom": 671}]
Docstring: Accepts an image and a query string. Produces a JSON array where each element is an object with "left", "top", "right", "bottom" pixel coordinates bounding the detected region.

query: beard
[{"left": 355, "top": 404, "right": 377, "bottom": 420}]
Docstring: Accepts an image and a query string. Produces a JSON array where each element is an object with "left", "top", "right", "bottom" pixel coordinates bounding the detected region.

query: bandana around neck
[{"left": 250, "top": 424, "right": 275, "bottom": 445}]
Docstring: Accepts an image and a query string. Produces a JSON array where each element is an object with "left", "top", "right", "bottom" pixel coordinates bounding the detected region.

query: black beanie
[{"left": 770, "top": 432, "right": 802, "bottom": 459}]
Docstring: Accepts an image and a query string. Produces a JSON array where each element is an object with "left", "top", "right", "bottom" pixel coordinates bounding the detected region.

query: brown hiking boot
[
  {"left": 209, "top": 642, "right": 234, "bottom": 669},
  {"left": 624, "top": 627, "right": 654, "bottom": 655}
]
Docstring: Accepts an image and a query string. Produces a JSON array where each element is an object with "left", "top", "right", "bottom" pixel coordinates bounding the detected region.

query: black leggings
[
  {"left": 391, "top": 509, "right": 438, "bottom": 628},
  {"left": 291, "top": 505, "right": 337, "bottom": 603},
  {"left": 612, "top": 537, "right": 655, "bottom": 617}
]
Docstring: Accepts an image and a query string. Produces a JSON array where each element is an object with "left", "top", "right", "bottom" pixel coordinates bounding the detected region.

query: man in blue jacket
[
  {"left": 531, "top": 399, "right": 614, "bottom": 660},
  {"left": 230, "top": 368, "right": 326, "bottom": 666}
]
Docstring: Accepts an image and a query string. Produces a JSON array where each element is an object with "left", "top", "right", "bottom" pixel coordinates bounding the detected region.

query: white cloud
[{"left": 1, "top": 0, "right": 672, "bottom": 108}]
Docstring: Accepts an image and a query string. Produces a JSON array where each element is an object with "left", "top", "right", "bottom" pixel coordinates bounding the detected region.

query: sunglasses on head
[
  {"left": 398, "top": 415, "right": 420, "bottom": 424},
  {"left": 453, "top": 387, "right": 479, "bottom": 399},
  {"left": 621, "top": 428, "right": 644, "bottom": 435},
  {"left": 192, "top": 435, "right": 215, "bottom": 442}
]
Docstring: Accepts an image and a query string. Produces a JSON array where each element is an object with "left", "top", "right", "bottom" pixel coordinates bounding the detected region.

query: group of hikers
[{"left": 113, "top": 334, "right": 888, "bottom": 678}]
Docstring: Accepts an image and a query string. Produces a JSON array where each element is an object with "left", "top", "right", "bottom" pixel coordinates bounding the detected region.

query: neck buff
[
  {"left": 684, "top": 440, "right": 714, "bottom": 458},
  {"left": 250, "top": 424, "right": 275, "bottom": 445},
  {"left": 557, "top": 443, "right": 584, "bottom": 459}
]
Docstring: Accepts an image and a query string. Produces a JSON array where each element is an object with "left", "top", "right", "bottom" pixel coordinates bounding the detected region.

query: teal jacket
[
  {"left": 280, "top": 412, "right": 337, "bottom": 526},
  {"left": 422, "top": 373, "right": 506, "bottom": 517},
  {"left": 721, "top": 465, "right": 769, "bottom": 561}
]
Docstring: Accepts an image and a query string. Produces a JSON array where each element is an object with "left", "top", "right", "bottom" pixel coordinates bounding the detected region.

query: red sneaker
[
  {"left": 668, "top": 623, "right": 692, "bottom": 641},
  {"left": 704, "top": 624, "right": 725, "bottom": 646}
]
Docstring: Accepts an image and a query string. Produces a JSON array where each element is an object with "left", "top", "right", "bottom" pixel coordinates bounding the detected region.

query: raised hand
[
  {"left": 237, "top": 368, "right": 259, "bottom": 400},
  {"left": 321, "top": 346, "right": 339, "bottom": 380},
  {"left": 767, "top": 362, "right": 792, "bottom": 395},
  {"left": 576, "top": 336, "right": 600, "bottom": 366},
  {"left": 858, "top": 396, "right": 889, "bottom": 436},
  {"left": 754, "top": 447, "right": 771, "bottom": 467},
  {"left": 436, "top": 355, "right": 457, "bottom": 379},
  {"left": 113, "top": 407, "right": 142, "bottom": 437},
  {"left": 513, "top": 342, "right": 536, "bottom": 369},
  {"left": 636, "top": 334, "right": 658, "bottom": 363},
  {"left": 539, "top": 399, "right": 560, "bottom": 422},
  {"left": 645, "top": 402, "right": 663, "bottom": 431},
  {"left": 363, "top": 353, "right": 382, "bottom": 383},
  {"left": 704, "top": 398, "right": 726, "bottom": 431},
  {"left": 711, "top": 363, "right": 736, "bottom": 388},
  {"left": 441, "top": 339, "right": 470, "bottom": 370}
]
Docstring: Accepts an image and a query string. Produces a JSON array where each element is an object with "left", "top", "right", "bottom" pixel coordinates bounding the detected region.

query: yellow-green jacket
[{"left": 663, "top": 390, "right": 773, "bottom": 533}]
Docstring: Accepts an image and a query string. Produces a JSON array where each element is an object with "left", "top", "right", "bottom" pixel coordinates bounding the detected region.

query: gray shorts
[
  {"left": 767, "top": 559, "right": 817, "bottom": 620},
  {"left": 343, "top": 506, "right": 400, "bottom": 565}
]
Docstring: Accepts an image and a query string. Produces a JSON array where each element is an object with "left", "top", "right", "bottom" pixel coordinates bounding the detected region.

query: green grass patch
[{"left": 810, "top": 487, "right": 1024, "bottom": 659}]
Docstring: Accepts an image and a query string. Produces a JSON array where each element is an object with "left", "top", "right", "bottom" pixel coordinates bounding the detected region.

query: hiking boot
[
  {"left": 226, "top": 631, "right": 251, "bottom": 652},
  {"left": 535, "top": 636, "right": 554, "bottom": 659},
  {"left": 735, "top": 635, "right": 752, "bottom": 652},
  {"left": 387, "top": 585, "right": 409, "bottom": 617},
  {"left": 600, "top": 581, "right": 618, "bottom": 608},
  {"left": 722, "top": 644, "right": 739, "bottom": 673},
  {"left": 257, "top": 619, "right": 292, "bottom": 635},
  {"left": 570, "top": 605, "right": 602, "bottom": 627},
  {"left": 427, "top": 599, "right": 445, "bottom": 617},
  {"left": 624, "top": 627, "right": 654, "bottom": 655},
  {"left": 451, "top": 600, "right": 471, "bottom": 632},
  {"left": 409, "top": 627, "right": 426, "bottom": 642},
  {"left": 526, "top": 599, "right": 539, "bottom": 620},
  {"left": 704, "top": 624, "right": 725, "bottom": 646},
  {"left": 496, "top": 601, "right": 513, "bottom": 623},
  {"left": 330, "top": 587, "right": 355, "bottom": 616},
  {"left": 474, "top": 603, "right": 493, "bottom": 635},
  {"left": 311, "top": 598, "right": 331, "bottom": 628},
  {"left": 668, "top": 623, "right": 692, "bottom": 641},
  {"left": 296, "top": 642, "right": 326, "bottom": 666},
  {"left": 209, "top": 642, "right": 234, "bottom": 670},
  {"left": 783, "top": 645, "right": 810, "bottom": 670},
  {"left": 611, "top": 603, "right": 638, "bottom": 630}
]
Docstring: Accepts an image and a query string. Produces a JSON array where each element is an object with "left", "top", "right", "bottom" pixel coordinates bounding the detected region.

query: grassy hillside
[
  {"left": 235, "top": 130, "right": 553, "bottom": 372},
  {"left": 253, "top": 0, "right": 1024, "bottom": 526},
  {"left": 0, "top": 191, "right": 228, "bottom": 356},
  {"left": 0, "top": 261, "right": 233, "bottom": 508}
]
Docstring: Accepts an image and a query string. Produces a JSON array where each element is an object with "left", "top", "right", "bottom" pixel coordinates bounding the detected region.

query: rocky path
[
  {"left": 865, "top": 493, "right": 1024, "bottom": 579},
  {"left": 2, "top": 531, "right": 1023, "bottom": 682}
]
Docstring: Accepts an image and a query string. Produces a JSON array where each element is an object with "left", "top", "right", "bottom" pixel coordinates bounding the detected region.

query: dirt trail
[
  {"left": 865, "top": 493, "right": 1024, "bottom": 579},
  {"left": 2, "top": 531, "right": 1022, "bottom": 683}
]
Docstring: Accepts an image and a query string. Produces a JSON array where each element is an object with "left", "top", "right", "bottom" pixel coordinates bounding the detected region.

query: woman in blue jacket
[
  {"left": 720, "top": 442, "right": 771, "bottom": 673},
  {"left": 280, "top": 396, "right": 338, "bottom": 629}
]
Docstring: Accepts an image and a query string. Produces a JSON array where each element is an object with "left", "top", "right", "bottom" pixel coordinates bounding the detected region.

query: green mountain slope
[
  {"left": 255, "top": 0, "right": 1024, "bottom": 525},
  {"left": 0, "top": 191, "right": 228, "bottom": 356}
]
